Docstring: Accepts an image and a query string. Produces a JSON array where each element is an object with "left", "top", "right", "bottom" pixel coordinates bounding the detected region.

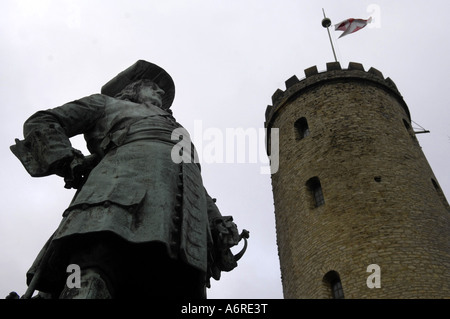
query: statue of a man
[{"left": 10, "top": 60, "right": 248, "bottom": 299}]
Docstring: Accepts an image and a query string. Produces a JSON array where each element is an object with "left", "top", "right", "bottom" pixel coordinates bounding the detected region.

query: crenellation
[
  {"left": 304, "top": 65, "right": 319, "bottom": 77},
  {"left": 368, "top": 66, "right": 384, "bottom": 79},
  {"left": 326, "top": 61, "right": 342, "bottom": 71},
  {"left": 384, "top": 77, "right": 399, "bottom": 92},
  {"left": 285, "top": 75, "right": 300, "bottom": 89},
  {"left": 348, "top": 62, "right": 365, "bottom": 71},
  {"left": 271, "top": 88, "right": 285, "bottom": 105},
  {"left": 265, "top": 62, "right": 411, "bottom": 126}
]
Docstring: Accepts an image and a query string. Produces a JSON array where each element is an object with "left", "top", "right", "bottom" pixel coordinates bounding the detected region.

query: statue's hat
[{"left": 101, "top": 60, "right": 175, "bottom": 108}]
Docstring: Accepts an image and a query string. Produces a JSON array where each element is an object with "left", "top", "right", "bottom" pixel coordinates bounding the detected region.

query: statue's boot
[{"left": 59, "top": 268, "right": 112, "bottom": 299}]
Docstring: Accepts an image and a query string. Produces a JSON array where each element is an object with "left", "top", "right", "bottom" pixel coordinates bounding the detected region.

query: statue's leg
[{"left": 59, "top": 268, "right": 112, "bottom": 299}]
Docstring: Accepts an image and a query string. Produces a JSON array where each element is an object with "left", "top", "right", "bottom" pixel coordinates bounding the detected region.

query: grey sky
[{"left": 1, "top": 0, "right": 449, "bottom": 299}]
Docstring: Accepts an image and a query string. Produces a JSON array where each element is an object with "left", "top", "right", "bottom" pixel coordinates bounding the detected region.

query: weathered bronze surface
[{"left": 9, "top": 60, "right": 248, "bottom": 299}]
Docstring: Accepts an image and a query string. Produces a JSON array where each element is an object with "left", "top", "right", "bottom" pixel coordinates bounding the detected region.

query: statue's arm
[
  {"left": 12, "top": 94, "right": 106, "bottom": 181},
  {"left": 23, "top": 94, "right": 106, "bottom": 139}
]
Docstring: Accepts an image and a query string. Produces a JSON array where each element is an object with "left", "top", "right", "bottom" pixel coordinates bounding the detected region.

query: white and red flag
[{"left": 335, "top": 17, "right": 372, "bottom": 38}]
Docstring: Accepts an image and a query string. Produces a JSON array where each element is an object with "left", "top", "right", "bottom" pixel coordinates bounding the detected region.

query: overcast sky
[{"left": 1, "top": 0, "right": 449, "bottom": 299}]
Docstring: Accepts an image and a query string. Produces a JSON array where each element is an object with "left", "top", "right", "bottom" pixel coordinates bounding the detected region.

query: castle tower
[{"left": 264, "top": 61, "right": 450, "bottom": 298}]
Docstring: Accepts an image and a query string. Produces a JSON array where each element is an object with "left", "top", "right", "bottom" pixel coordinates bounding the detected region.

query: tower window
[
  {"left": 323, "top": 271, "right": 345, "bottom": 299},
  {"left": 294, "top": 117, "right": 310, "bottom": 140},
  {"left": 403, "top": 119, "right": 411, "bottom": 131},
  {"left": 306, "top": 177, "right": 325, "bottom": 207},
  {"left": 431, "top": 178, "right": 450, "bottom": 210},
  {"left": 431, "top": 178, "right": 440, "bottom": 191}
]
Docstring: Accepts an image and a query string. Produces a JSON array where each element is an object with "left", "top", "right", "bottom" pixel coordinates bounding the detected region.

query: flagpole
[{"left": 321, "top": 8, "right": 338, "bottom": 62}]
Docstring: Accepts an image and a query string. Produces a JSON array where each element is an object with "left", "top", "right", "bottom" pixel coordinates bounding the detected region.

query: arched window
[
  {"left": 323, "top": 271, "right": 344, "bottom": 299},
  {"left": 403, "top": 119, "right": 411, "bottom": 131},
  {"left": 431, "top": 178, "right": 450, "bottom": 210},
  {"left": 431, "top": 178, "right": 440, "bottom": 191},
  {"left": 294, "top": 117, "right": 310, "bottom": 140},
  {"left": 306, "top": 177, "right": 325, "bottom": 207}
]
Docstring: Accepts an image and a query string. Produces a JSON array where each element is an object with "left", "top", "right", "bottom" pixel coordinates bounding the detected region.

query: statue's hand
[
  {"left": 63, "top": 153, "right": 99, "bottom": 189},
  {"left": 211, "top": 216, "right": 240, "bottom": 251},
  {"left": 207, "top": 216, "right": 249, "bottom": 283}
]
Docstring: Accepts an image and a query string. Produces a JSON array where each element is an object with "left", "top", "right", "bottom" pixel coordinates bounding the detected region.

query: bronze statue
[{"left": 10, "top": 60, "right": 248, "bottom": 299}]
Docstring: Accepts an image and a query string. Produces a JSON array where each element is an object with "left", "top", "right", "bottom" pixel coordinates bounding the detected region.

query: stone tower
[{"left": 264, "top": 61, "right": 450, "bottom": 298}]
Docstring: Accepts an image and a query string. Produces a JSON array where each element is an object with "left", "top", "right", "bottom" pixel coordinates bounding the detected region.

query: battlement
[{"left": 265, "top": 61, "right": 410, "bottom": 126}]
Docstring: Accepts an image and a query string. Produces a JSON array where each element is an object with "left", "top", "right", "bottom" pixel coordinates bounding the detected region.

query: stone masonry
[{"left": 265, "top": 61, "right": 450, "bottom": 298}]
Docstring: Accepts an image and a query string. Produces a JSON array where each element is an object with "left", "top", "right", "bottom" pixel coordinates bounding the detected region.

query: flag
[{"left": 335, "top": 17, "right": 372, "bottom": 38}]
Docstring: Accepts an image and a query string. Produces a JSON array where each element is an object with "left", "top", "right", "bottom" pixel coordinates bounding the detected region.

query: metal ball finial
[{"left": 322, "top": 17, "right": 331, "bottom": 28}]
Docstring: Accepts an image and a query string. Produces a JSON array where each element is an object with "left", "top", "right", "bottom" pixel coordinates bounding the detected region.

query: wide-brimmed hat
[{"left": 101, "top": 60, "right": 175, "bottom": 108}]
